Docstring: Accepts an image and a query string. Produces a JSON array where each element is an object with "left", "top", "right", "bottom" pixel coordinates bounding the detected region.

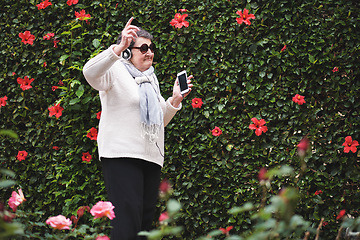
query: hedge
[{"left": 0, "top": 0, "right": 359, "bottom": 239}]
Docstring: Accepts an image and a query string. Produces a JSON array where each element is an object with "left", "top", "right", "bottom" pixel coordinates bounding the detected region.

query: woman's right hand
[{"left": 113, "top": 17, "right": 139, "bottom": 55}]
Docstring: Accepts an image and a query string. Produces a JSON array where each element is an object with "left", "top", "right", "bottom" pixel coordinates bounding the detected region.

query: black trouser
[{"left": 101, "top": 157, "right": 161, "bottom": 240}]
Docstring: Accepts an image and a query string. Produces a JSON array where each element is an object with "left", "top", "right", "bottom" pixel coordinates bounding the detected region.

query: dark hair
[{"left": 116, "top": 27, "right": 153, "bottom": 49}]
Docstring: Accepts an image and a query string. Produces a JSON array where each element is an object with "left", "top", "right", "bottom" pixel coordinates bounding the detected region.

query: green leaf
[
  {"left": 0, "top": 180, "right": 16, "bottom": 188},
  {"left": 167, "top": 199, "right": 181, "bottom": 215},
  {"left": 92, "top": 39, "right": 100, "bottom": 48},
  {"left": 76, "top": 85, "right": 84, "bottom": 98},
  {"left": 246, "top": 82, "right": 255, "bottom": 92},
  {"left": 70, "top": 24, "right": 82, "bottom": 30},
  {"left": 70, "top": 80, "right": 82, "bottom": 87},
  {"left": 308, "top": 54, "right": 317, "bottom": 64},
  {"left": 229, "top": 202, "right": 254, "bottom": 215},
  {"left": 69, "top": 98, "right": 81, "bottom": 105},
  {"left": 0, "top": 130, "right": 19, "bottom": 139},
  {"left": 0, "top": 169, "right": 16, "bottom": 178},
  {"left": 59, "top": 54, "right": 70, "bottom": 64},
  {"left": 249, "top": 44, "right": 258, "bottom": 54},
  {"left": 61, "top": 31, "right": 72, "bottom": 35}
]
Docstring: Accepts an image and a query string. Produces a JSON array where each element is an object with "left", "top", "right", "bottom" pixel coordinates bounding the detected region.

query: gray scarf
[{"left": 121, "top": 60, "right": 163, "bottom": 143}]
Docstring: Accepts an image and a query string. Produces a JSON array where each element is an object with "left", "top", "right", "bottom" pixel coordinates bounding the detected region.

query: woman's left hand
[{"left": 170, "top": 75, "right": 194, "bottom": 108}]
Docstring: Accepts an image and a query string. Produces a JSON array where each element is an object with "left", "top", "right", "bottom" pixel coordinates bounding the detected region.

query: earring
[{"left": 122, "top": 48, "right": 132, "bottom": 60}]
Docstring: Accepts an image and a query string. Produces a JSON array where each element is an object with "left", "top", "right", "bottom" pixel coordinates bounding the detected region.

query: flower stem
[
  {"left": 260, "top": 185, "right": 267, "bottom": 209},
  {"left": 335, "top": 226, "right": 343, "bottom": 240},
  {"left": 315, "top": 218, "right": 324, "bottom": 240}
]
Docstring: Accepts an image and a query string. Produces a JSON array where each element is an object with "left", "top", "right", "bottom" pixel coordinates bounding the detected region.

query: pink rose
[
  {"left": 297, "top": 137, "right": 310, "bottom": 157},
  {"left": 8, "top": 189, "right": 26, "bottom": 212},
  {"left": 46, "top": 215, "right": 72, "bottom": 230},
  {"left": 159, "top": 211, "right": 169, "bottom": 223},
  {"left": 159, "top": 179, "right": 172, "bottom": 196},
  {"left": 90, "top": 201, "right": 115, "bottom": 220}
]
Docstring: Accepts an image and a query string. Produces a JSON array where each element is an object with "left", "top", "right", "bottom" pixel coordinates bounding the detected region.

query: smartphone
[{"left": 177, "top": 70, "right": 189, "bottom": 95}]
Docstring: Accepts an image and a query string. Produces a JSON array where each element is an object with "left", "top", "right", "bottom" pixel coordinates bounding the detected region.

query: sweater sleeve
[
  {"left": 83, "top": 45, "right": 121, "bottom": 91},
  {"left": 163, "top": 98, "right": 182, "bottom": 127}
]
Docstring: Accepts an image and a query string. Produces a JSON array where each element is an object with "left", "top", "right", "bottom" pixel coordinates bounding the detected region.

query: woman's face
[{"left": 130, "top": 37, "right": 154, "bottom": 72}]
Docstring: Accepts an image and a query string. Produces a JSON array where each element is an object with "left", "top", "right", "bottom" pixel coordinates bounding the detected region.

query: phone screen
[{"left": 178, "top": 73, "right": 188, "bottom": 92}]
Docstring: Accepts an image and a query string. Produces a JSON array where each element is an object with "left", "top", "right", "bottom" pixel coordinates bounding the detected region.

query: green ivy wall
[{"left": 1, "top": 0, "right": 359, "bottom": 239}]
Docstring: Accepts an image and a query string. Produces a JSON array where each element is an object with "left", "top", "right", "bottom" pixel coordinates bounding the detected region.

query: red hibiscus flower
[
  {"left": 43, "top": 62, "right": 47, "bottom": 67},
  {"left": 96, "top": 111, "right": 101, "bottom": 120},
  {"left": 170, "top": 13, "right": 189, "bottom": 28},
  {"left": 48, "top": 103, "right": 64, "bottom": 118},
  {"left": 314, "top": 190, "right": 323, "bottom": 195},
  {"left": 281, "top": 45, "right": 287, "bottom": 52},
  {"left": 36, "top": 0, "right": 52, "bottom": 10},
  {"left": 52, "top": 86, "right": 58, "bottom": 91},
  {"left": 332, "top": 67, "right": 339, "bottom": 72},
  {"left": 75, "top": 10, "right": 91, "bottom": 22},
  {"left": 292, "top": 94, "right": 306, "bottom": 105},
  {"left": 236, "top": 8, "right": 255, "bottom": 25},
  {"left": 82, "top": 152, "right": 92, "bottom": 162},
  {"left": 17, "top": 151, "right": 28, "bottom": 161},
  {"left": 19, "top": 31, "right": 35, "bottom": 45},
  {"left": 219, "top": 226, "right": 233, "bottom": 235},
  {"left": 52, "top": 146, "right": 60, "bottom": 150},
  {"left": 67, "top": 0, "right": 78, "bottom": 6},
  {"left": 249, "top": 118, "right": 268, "bottom": 136},
  {"left": 342, "top": 136, "right": 359, "bottom": 153},
  {"left": 179, "top": 9, "right": 187, "bottom": 13},
  {"left": 336, "top": 209, "right": 346, "bottom": 220},
  {"left": 43, "top": 33, "right": 54, "bottom": 40},
  {"left": 211, "top": 126, "right": 222, "bottom": 136},
  {"left": 17, "top": 76, "right": 34, "bottom": 91},
  {"left": 191, "top": 98, "right": 203, "bottom": 108},
  {"left": 87, "top": 127, "right": 98, "bottom": 140},
  {"left": 53, "top": 39, "right": 60, "bottom": 48},
  {"left": 0, "top": 96, "right": 8, "bottom": 108}
]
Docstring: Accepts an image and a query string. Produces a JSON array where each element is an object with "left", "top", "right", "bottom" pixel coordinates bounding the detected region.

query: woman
[{"left": 83, "top": 17, "right": 192, "bottom": 239}]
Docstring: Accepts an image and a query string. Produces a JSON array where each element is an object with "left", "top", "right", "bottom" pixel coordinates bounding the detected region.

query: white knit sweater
[{"left": 83, "top": 45, "right": 181, "bottom": 167}]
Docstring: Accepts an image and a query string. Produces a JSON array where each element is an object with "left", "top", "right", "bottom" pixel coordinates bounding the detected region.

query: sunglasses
[{"left": 132, "top": 43, "right": 155, "bottom": 54}]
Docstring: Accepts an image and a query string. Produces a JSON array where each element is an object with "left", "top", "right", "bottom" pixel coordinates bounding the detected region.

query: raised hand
[{"left": 114, "top": 17, "right": 139, "bottom": 55}]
